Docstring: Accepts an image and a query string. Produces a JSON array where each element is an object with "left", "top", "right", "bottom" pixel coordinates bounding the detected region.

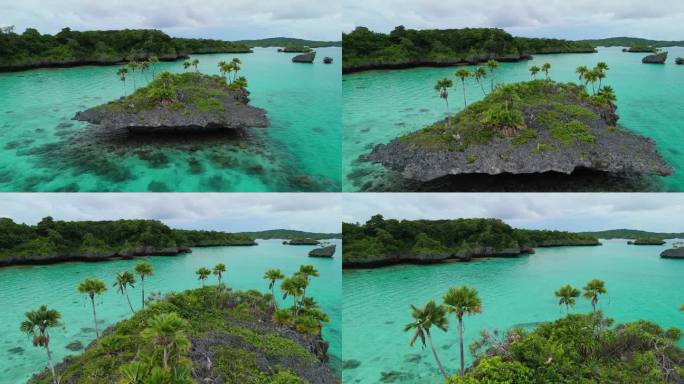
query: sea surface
[
  {"left": 342, "top": 239, "right": 684, "bottom": 383},
  {"left": 343, "top": 47, "right": 684, "bottom": 191},
  {"left": 0, "top": 239, "right": 341, "bottom": 383},
  {"left": 0, "top": 47, "right": 341, "bottom": 192}
]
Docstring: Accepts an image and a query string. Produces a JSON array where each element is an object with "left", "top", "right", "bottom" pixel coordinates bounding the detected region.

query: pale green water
[
  {"left": 0, "top": 239, "right": 341, "bottom": 383},
  {"left": 342, "top": 239, "right": 684, "bottom": 383},
  {"left": 0, "top": 47, "right": 341, "bottom": 192},
  {"left": 343, "top": 47, "right": 684, "bottom": 191}
]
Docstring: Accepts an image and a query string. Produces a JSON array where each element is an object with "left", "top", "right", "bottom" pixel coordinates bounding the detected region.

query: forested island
[
  {"left": 25, "top": 264, "right": 336, "bottom": 383},
  {"left": 234, "top": 37, "right": 341, "bottom": 48},
  {"left": 579, "top": 36, "right": 684, "bottom": 48},
  {"left": 579, "top": 229, "right": 684, "bottom": 239},
  {"left": 342, "top": 215, "right": 599, "bottom": 268},
  {"left": 0, "top": 217, "right": 255, "bottom": 267},
  {"left": 238, "top": 229, "right": 342, "bottom": 240},
  {"left": 0, "top": 27, "right": 252, "bottom": 72},
  {"left": 628, "top": 238, "right": 667, "bottom": 245},
  {"left": 342, "top": 26, "right": 596, "bottom": 73}
]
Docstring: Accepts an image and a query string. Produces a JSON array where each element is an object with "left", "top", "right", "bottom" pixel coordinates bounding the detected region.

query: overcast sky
[
  {"left": 0, "top": 193, "right": 341, "bottom": 233},
  {"left": 0, "top": 0, "right": 341, "bottom": 40},
  {"left": 342, "top": 194, "right": 684, "bottom": 233},
  {"left": 342, "top": 0, "right": 684, "bottom": 40}
]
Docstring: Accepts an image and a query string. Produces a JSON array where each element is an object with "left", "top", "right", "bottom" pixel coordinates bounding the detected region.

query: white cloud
[
  {"left": 0, "top": 193, "right": 342, "bottom": 233},
  {"left": 0, "top": 0, "right": 341, "bottom": 40},
  {"left": 342, "top": 193, "right": 684, "bottom": 233},
  {"left": 342, "top": 0, "right": 684, "bottom": 40}
]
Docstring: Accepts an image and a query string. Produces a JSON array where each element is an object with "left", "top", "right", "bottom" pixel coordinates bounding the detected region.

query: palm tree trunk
[
  {"left": 271, "top": 286, "right": 278, "bottom": 310},
  {"left": 490, "top": 77, "right": 494, "bottom": 92},
  {"left": 426, "top": 331, "right": 448, "bottom": 379},
  {"left": 461, "top": 80, "right": 467, "bottom": 107},
  {"left": 479, "top": 81, "right": 487, "bottom": 96},
  {"left": 45, "top": 345, "right": 58, "bottom": 384},
  {"left": 90, "top": 296, "right": 100, "bottom": 339},
  {"left": 141, "top": 277, "right": 145, "bottom": 309},
  {"left": 124, "top": 289, "right": 135, "bottom": 313},
  {"left": 163, "top": 346, "right": 169, "bottom": 369},
  {"left": 458, "top": 317, "right": 465, "bottom": 377}
]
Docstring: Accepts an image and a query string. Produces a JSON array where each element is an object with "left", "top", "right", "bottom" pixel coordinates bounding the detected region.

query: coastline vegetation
[
  {"left": 25, "top": 262, "right": 331, "bottom": 383},
  {"left": 236, "top": 229, "right": 342, "bottom": 240},
  {"left": 342, "top": 215, "right": 599, "bottom": 264},
  {"left": 403, "top": 280, "right": 684, "bottom": 383},
  {"left": 0, "top": 27, "right": 251, "bottom": 71},
  {"left": 0, "top": 217, "right": 255, "bottom": 265}
]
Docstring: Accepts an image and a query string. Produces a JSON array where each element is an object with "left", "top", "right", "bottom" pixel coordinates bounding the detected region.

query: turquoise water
[
  {"left": 342, "top": 239, "right": 684, "bottom": 383},
  {"left": 343, "top": 47, "right": 684, "bottom": 191},
  {"left": 0, "top": 239, "right": 341, "bottom": 383},
  {"left": 0, "top": 47, "right": 341, "bottom": 192}
]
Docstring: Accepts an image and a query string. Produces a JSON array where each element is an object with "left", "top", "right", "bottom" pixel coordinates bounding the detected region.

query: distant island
[
  {"left": 342, "top": 26, "right": 596, "bottom": 73},
  {"left": 237, "top": 229, "right": 342, "bottom": 240},
  {"left": 579, "top": 229, "right": 684, "bottom": 239},
  {"left": 628, "top": 238, "right": 666, "bottom": 245},
  {"left": 0, "top": 217, "right": 255, "bottom": 267},
  {"left": 343, "top": 215, "right": 599, "bottom": 268},
  {"left": 0, "top": 27, "right": 252, "bottom": 72},
  {"left": 234, "top": 37, "right": 341, "bottom": 48},
  {"left": 579, "top": 36, "right": 684, "bottom": 48},
  {"left": 285, "top": 238, "right": 322, "bottom": 245}
]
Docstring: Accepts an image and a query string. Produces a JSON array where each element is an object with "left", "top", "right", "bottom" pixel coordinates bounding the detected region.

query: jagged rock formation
[
  {"left": 309, "top": 245, "right": 336, "bottom": 258},
  {"left": 642, "top": 52, "right": 668, "bottom": 64},
  {"left": 292, "top": 52, "right": 316, "bottom": 63}
]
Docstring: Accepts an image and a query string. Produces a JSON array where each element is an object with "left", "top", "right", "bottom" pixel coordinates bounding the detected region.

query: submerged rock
[
  {"left": 65, "top": 341, "right": 84, "bottom": 351},
  {"left": 308, "top": 245, "right": 336, "bottom": 258},
  {"left": 293, "top": 52, "right": 316, "bottom": 63},
  {"left": 367, "top": 81, "right": 672, "bottom": 183},
  {"left": 642, "top": 52, "right": 668, "bottom": 64},
  {"left": 74, "top": 72, "right": 269, "bottom": 133},
  {"left": 660, "top": 247, "right": 684, "bottom": 258}
]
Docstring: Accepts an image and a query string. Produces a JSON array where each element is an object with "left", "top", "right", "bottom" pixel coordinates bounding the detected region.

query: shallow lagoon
[
  {"left": 0, "top": 47, "right": 341, "bottom": 192},
  {"left": 343, "top": 47, "right": 684, "bottom": 191},
  {"left": 342, "top": 239, "right": 684, "bottom": 383},
  {"left": 0, "top": 239, "right": 341, "bottom": 383}
]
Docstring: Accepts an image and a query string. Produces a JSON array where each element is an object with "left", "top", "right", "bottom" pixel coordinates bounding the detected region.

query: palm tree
[
  {"left": 191, "top": 59, "right": 200, "bottom": 73},
  {"left": 443, "top": 285, "right": 482, "bottom": 377},
  {"left": 473, "top": 67, "right": 487, "bottom": 96},
  {"left": 21, "top": 306, "right": 61, "bottom": 384},
  {"left": 213, "top": 263, "right": 226, "bottom": 290},
  {"left": 404, "top": 300, "right": 449, "bottom": 379},
  {"left": 127, "top": 61, "right": 139, "bottom": 90},
  {"left": 486, "top": 60, "right": 499, "bottom": 91},
  {"left": 182, "top": 61, "right": 191, "bottom": 72},
  {"left": 554, "top": 284, "right": 580, "bottom": 313},
  {"left": 454, "top": 68, "right": 470, "bottom": 108},
  {"left": 139, "top": 61, "right": 150, "bottom": 83},
  {"left": 597, "top": 86, "right": 617, "bottom": 106},
  {"left": 264, "top": 269, "right": 285, "bottom": 310},
  {"left": 135, "top": 261, "right": 154, "bottom": 309},
  {"left": 148, "top": 56, "right": 159, "bottom": 78},
  {"left": 281, "top": 275, "right": 306, "bottom": 317},
  {"left": 541, "top": 63, "right": 551, "bottom": 80},
  {"left": 595, "top": 62, "right": 609, "bottom": 89},
  {"left": 297, "top": 264, "right": 319, "bottom": 302},
  {"left": 230, "top": 57, "right": 242, "bottom": 82},
  {"left": 218, "top": 61, "right": 229, "bottom": 80},
  {"left": 575, "top": 65, "right": 589, "bottom": 82},
  {"left": 140, "top": 313, "right": 190, "bottom": 369},
  {"left": 196, "top": 267, "right": 211, "bottom": 287},
  {"left": 529, "top": 65, "right": 540, "bottom": 79},
  {"left": 113, "top": 271, "right": 136, "bottom": 313},
  {"left": 116, "top": 67, "right": 128, "bottom": 97},
  {"left": 582, "top": 279, "right": 607, "bottom": 312},
  {"left": 434, "top": 78, "right": 453, "bottom": 114},
  {"left": 584, "top": 70, "right": 599, "bottom": 95},
  {"left": 78, "top": 278, "right": 107, "bottom": 338}
]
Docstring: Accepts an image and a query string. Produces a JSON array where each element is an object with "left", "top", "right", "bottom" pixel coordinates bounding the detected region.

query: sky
[
  {"left": 342, "top": 193, "right": 684, "bottom": 233},
  {"left": 0, "top": 0, "right": 341, "bottom": 40},
  {"left": 342, "top": 0, "right": 684, "bottom": 40},
  {"left": 0, "top": 193, "right": 342, "bottom": 233}
]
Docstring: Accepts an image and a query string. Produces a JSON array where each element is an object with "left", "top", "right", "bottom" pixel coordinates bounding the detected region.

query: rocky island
[
  {"left": 286, "top": 238, "right": 321, "bottom": 245},
  {"left": 343, "top": 216, "right": 600, "bottom": 268},
  {"left": 367, "top": 80, "right": 672, "bottom": 184},
  {"left": 0, "top": 217, "right": 256, "bottom": 267},
  {"left": 293, "top": 51, "right": 317, "bottom": 63},
  {"left": 627, "top": 238, "right": 666, "bottom": 245},
  {"left": 309, "top": 245, "right": 336, "bottom": 258},
  {"left": 28, "top": 288, "right": 338, "bottom": 384},
  {"left": 661, "top": 247, "right": 684, "bottom": 258},
  {"left": 642, "top": 51, "right": 668, "bottom": 64},
  {"left": 676, "top": 57, "right": 684, "bottom": 65},
  {"left": 74, "top": 71, "right": 268, "bottom": 133}
]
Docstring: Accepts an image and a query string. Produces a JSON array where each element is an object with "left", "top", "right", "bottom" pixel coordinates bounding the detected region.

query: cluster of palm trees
[
  {"left": 182, "top": 58, "right": 200, "bottom": 73},
  {"left": 195, "top": 263, "right": 226, "bottom": 289},
  {"left": 115, "top": 56, "right": 160, "bottom": 97},
  {"left": 217, "top": 58, "right": 242, "bottom": 84},
  {"left": 404, "top": 278, "right": 616, "bottom": 380},
  {"left": 434, "top": 60, "right": 500, "bottom": 113},
  {"left": 529, "top": 62, "right": 552, "bottom": 79},
  {"left": 265, "top": 264, "right": 320, "bottom": 318},
  {"left": 405, "top": 285, "right": 482, "bottom": 379},
  {"left": 575, "top": 62, "right": 609, "bottom": 95}
]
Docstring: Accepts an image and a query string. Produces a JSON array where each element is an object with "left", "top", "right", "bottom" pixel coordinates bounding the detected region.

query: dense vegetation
[
  {"left": 342, "top": 26, "right": 595, "bottom": 71},
  {"left": 27, "top": 263, "right": 332, "bottom": 384},
  {"left": 630, "top": 238, "right": 667, "bottom": 245},
  {"left": 234, "top": 37, "right": 341, "bottom": 48},
  {"left": 0, "top": 27, "right": 251, "bottom": 70},
  {"left": 579, "top": 36, "right": 684, "bottom": 48},
  {"left": 238, "top": 229, "right": 341, "bottom": 240},
  {"left": 0, "top": 217, "right": 254, "bottom": 264},
  {"left": 580, "top": 229, "right": 684, "bottom": 239},
  {"left": 342, "top": 215, "right": 598, "bottom": 263}
]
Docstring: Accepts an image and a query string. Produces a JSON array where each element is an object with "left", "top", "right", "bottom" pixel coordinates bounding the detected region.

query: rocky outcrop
[
  {"left": 627, "top": 239, "right": 666, "bottom": 245},
  {"left": 286, "top": 239, "right": 321, "bottom": 245},
  {"left": 676, "top": 57, "right": 684, "bottom": 65},
  {"left": 309, "top": 245, "right": 336, "bottom": 258},
  {"left": 323, "top": 57, "right": 333, "bottom": 64},
  {"left": 367, "top": 82, "right": 672, "bottom": 183},
  {"left": 293, "top": 52, "right": 316, "bottom": 63},
  {"left": 660, "top": 248, "right": 684, "bottom": 258},
  {"left": 642, "top": 52, "right": 668, "bottom": 64}
]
